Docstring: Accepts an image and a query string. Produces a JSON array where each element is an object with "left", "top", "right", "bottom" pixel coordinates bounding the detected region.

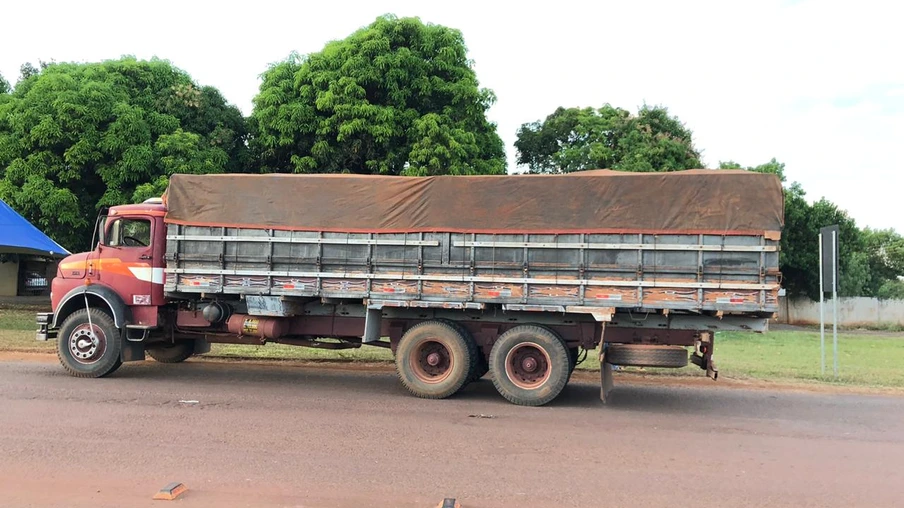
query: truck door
[{"left": 98, "top": 216, "right": 156, "bottom": 308}]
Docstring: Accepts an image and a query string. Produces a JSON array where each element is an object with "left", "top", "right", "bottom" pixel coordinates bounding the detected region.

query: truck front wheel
[
  {"left": 489, "top": 325, "right": 570, "bottom": 406},
  {"left": 146, "top": 342, "right": 195, "bottom": 363},
  {"left": 395, "top": 320, "right": 475, "bottom": 399},
  {"left": 57, "top": 308, "right": 123, "bottom": 378}
]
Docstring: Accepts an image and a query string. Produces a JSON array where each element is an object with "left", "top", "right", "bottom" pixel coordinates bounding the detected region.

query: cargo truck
[{"left": 37, "top": 169, "right": 784, "bottom": 406}]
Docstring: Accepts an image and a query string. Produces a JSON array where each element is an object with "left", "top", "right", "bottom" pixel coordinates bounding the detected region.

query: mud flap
[
  {"left": 121, "top": 340, "right": 145, "bottom": 362},
  {"left": 193, "top": 339, "right": 211, "bottom": 355},
  {"left": 362, "top": 307, "right": 382, "bottom": 343},
  {"left": 599, "top": 346, "right": 614, "bottom": 404},
  {"left": 691, "top": 332, "right": 719, "bottom": 380},
  {"left": 707, "top": 358, "right": 719, "bottom": 380}
]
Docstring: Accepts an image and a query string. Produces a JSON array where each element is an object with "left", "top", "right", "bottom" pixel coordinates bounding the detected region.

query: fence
[{"left": 775, "top": 296, "right": 904, "bottom": 328}]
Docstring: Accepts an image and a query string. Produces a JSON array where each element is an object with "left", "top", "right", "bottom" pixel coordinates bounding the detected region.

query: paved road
[{"left": 1, "top": 358, "right": 903, "bottom": 507}]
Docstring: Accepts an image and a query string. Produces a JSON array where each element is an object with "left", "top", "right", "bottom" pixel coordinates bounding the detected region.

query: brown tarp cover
[{"left": 163, "top": 169, "right": 784, "bottom": 235}]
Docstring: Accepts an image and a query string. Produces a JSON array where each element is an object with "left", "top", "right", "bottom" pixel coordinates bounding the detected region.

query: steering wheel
[{"left": 123, "top": 236, "right": 147, "bottom": 247}]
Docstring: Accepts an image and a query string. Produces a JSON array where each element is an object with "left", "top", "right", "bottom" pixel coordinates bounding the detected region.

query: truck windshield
[{"left": 107, "top": 218, "right": 151, "bottom": 248}]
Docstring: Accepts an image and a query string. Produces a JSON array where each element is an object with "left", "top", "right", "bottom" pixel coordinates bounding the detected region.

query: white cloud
[{"left": 2, "top": 0, "right": 901, "bottom": 232}]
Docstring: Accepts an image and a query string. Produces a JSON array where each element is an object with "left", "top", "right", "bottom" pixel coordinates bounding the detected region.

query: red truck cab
[{"left": 37, "top": 199, "right": 170, "bottom": 375}]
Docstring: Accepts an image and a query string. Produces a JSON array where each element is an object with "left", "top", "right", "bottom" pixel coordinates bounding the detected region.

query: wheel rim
[
  {"left": 504, "top": 342, "right": 551, "bottom": 389},
  {"left": 68, "top": 323, "right": 107, "bottom": 365},
  {"left": 409, "top": 339, "right": 454, "bottom": 384}
]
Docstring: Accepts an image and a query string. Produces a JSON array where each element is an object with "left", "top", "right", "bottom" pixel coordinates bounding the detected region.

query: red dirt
[{"left": 1, "top": 358, "right": 903, "bottom": 507}]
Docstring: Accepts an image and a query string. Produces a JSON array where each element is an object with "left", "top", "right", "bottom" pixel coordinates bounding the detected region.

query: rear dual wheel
[
  {"left": 395, "top": 321, "right": 571, "bottom": 406},
  {"left": 437, "top": 319, "right": 487, "bottom": 382},
  {"left": 490, "top": 325, "right": 570, "bottom": 407},
  {"left": 395, "top": 321, "right": 477, "bottom": 399}
]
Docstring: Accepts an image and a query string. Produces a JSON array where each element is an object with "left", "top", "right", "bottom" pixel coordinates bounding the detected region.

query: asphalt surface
[{"left": 1, "top": 358, "right": 903, "bottom": 507}]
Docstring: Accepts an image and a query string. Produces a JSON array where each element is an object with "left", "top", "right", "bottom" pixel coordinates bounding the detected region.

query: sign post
[
  {"left": 832, "top": 231, "right": 838, "bottom": 378},
  {"left": 819, "top": 225, "right": 840, "bottom": 379},
  {"left": 818, "top": 232, "right": 825, "bottom": 376}
]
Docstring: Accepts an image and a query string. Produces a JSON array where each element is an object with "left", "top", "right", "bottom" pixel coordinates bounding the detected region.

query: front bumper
[{"left": 36, "top": 312, "right": 56, "bottom": 341}]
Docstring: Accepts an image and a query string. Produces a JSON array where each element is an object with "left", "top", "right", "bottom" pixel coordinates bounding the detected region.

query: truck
[{"left": 36, "top": 169, "right": 784, "bottom": 406}]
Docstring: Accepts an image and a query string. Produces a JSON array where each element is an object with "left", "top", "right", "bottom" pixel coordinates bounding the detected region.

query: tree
[
  {"left": 19, "top": 62, "right": 40, "bottom": 81},
  {"left": 861, "top": 228, "right": 904, "bottom": 298},
  {"left": 0, "top": 57, "right": 247, "bottom": 251},
  {"left": 780, "top": 190, "right": 865, "bottom": 300},
  {"left": 251, "top": 15, "right": 505, "bottom": 176},
  {"left": 809, "top": 199, "right": 869, "bottom": 298},
  {"left": 720, "top": 158, "right": 786, "bottom": 182},
  {"left": 514, "top": 104, "right": 702, "bottom": 173},
  {"left": 0, "top": 73, "right": 9, "bottom": 95},
  {"left": 877, "top": 280, "right": 904, "bottom": 300}
]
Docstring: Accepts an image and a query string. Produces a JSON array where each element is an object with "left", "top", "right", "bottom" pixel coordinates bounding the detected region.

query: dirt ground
[{"left": 2, "top": 357, "right": 903, "bottom": 507}]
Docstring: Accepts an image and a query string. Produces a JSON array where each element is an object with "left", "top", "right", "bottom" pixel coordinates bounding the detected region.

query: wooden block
[{"left": 153, "top": 482, "right": 187, "bottom": 500}]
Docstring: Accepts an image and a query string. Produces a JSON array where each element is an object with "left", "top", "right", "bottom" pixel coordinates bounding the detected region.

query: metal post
[
  {"left": 832, "top": 231, "right": 838, "bottom": 378},
  {"left": 818, "top": 232, "right": 825, "bottom": 376}
]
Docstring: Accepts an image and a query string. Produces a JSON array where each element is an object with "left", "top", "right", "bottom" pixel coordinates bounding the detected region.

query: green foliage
[
  {"left": 0, "top": 57, "right": 247, "bottom": 251},
  {"left": 779, "top": 183, "right": 818, "bottom": 298},
  {"left": 878, "top": 280, "right": 904, "bottom": 300},
  {"left": 861, "top": 228, "right": 904, "bottom": 297},
  {"left": 514, "top": 104, "right": 702, "bottom": 173},
  {"left": 719, "top": 158, "right": 786, "bottom": 182},
  {"left": 18, "top": 62, "right": 40, "bottom": 82},
  {"left": 776, "top": 184, "right": 864, "bottom": 299},
  {"left": 810, "top": 199, "right": 867, "bottom": 298},
  {"left": 251, "top": 15, "right": 505, "bottom": 175},
  {"left": 0, "top": 73, "right": 9, "bottom": 95}
]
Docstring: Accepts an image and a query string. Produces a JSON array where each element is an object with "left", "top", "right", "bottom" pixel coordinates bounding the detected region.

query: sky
[{"left": 3, "top": 0, "right": 901, "bottom": 233}]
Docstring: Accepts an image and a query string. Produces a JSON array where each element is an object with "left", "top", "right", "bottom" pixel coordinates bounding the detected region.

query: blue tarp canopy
[{"left": 0, "top": 199, "right": 69, "bottom": 257}]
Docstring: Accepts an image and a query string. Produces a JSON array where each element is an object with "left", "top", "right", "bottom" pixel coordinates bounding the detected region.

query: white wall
[{"left": 775, "top": 296, "right": 904, "bottom": 327}]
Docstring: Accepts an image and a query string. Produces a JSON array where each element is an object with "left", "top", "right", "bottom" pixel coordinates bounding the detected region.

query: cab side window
[{"left": 106, "top": 219, "right": 151, "bottom": 248}]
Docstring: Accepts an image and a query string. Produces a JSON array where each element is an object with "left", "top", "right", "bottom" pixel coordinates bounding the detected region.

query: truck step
[{"left": 125, "top": 324, "right": 157, "bottom": 342}]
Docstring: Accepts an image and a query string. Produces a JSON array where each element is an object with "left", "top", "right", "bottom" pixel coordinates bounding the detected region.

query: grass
[
  {"left": 2, "top": 308, "right": 902, "bottom": 389},
  {"left": 0, "top": 307, "right": 48, "bottom": 352},
  {"left": 864, "top": 322, "right": 904, "bottom": 333},
  {"left": 704, "top": 330, "right": 904, "bottom": 387},
  {"left": 574, "top": 331, "right": 904, "bottom": 389},
  {"left": 0, "top": 308, "right": 394, "bottom": 362},
  {"left": 206, "top": 343, "right": 394, "bottom": 362}
]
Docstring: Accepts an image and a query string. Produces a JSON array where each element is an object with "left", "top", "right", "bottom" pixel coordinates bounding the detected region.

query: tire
[
  {"left": 437, "top": 319, "right": 482, "bottom": 383},
  {"left": 472, "top": 352, "right": 490, "bottom": 381},
  {"left": 146, "top": 342, "right": 195, "bottom": 363},
  {"left": 396, "top": 321, "right": 475, "bottom": 399},
  {"left": 566, "top": 347, "right": 580, "bottom": 382},
  {"left": 57, "top": 308, "right": 123, "bottom": 378},
  {"left": 568, "top": 347, "right": 579, "bottom": 373},
  {"left": 606, "top": 345, "right": 688, "bottom": 368},
  {"left": 489, "top": 325, "right": 570, "bottom": 407}
]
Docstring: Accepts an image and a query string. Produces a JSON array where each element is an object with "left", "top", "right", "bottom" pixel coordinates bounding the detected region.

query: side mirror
[
  {"left": 92, "top": 210, "right": 109, "bottom": 249},
  {"left": 98, "top": 217, "right": 107, "bottom": 246}
]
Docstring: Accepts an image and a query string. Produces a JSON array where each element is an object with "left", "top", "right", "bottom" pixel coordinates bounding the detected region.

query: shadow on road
[{"left": 27, "top": 358, "right": 901, "bottom": 426}]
